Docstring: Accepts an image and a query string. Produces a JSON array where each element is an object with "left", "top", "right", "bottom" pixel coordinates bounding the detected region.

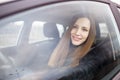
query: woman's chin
[{"left": 72, "top": 42, "right": 81, "bottom": 46}]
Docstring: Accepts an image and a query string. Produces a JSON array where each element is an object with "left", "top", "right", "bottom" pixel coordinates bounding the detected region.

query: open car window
[{"left": 0, "top": 1, "right": 120, "bottom": 80}]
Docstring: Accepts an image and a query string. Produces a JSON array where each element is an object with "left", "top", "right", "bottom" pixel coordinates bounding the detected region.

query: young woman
[{"left": 48, "top": 15, "right": 96, "bottom": 68}]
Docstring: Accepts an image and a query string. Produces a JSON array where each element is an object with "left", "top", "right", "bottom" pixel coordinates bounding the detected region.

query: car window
[
  {"left": 0, "top": 21, "right": 24, "bottom": 48},
  {"left": 0, "top": 1, "right": 120, "bottom": 80},
  {"left": 29, "top": 21, "right": 64, "bottom": 44}
]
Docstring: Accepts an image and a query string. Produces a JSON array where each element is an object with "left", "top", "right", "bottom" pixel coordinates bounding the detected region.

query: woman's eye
[{"left": 82, "top": 28, "right": 88, "bottom": 32}]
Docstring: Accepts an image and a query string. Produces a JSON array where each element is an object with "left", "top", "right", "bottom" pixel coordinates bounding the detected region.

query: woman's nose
[{"left": 76, "top": 29, "right": 81, "bottom": 35}]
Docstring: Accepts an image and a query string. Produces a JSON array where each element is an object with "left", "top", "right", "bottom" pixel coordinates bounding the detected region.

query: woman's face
[{"left": 71, "top": 17, "right": 90, "bottom": 46}]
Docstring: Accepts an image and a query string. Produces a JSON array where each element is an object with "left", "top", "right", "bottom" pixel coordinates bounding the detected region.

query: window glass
[
  {"left": 0, "top": 21, "right": 24, "bottom": 80},
  {"left": 0, "top": 21, "right": 24, "bottom": 48},
  {"left": 29, "top": 21, "right": 64, "bottom": 44},
  {"left": 29, "top": 21, "right": 46, "bottom": 43},
  {"left": 0, "top": 1, "right": 120, "bottom": 80}
]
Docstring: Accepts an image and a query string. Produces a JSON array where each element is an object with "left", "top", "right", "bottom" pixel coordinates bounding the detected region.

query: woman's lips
[{"left": 72, "top": 35, "right": 82, "bottom": 41}]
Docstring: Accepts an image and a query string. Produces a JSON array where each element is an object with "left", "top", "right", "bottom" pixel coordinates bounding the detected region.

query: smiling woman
[
  {"left": 48, "top": 15, "right": 96, "bottom": 68},
  {"left": 70, "top": 18, "right": 90, "bottom": 46}
]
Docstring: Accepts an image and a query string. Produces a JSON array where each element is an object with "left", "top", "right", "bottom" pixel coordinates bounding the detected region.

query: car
[{"left": 0, "top": 0, "right": 120, "bottom": 80}]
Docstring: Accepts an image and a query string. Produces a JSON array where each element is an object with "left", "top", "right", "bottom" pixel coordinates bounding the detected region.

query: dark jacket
[{"left": 58, "top": 36, "right": 113, "bottom": 80}]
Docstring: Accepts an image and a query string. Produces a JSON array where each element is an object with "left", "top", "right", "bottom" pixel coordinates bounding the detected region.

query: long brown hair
[{"left": 48, "top": 15, "right": 96, "bottom": 68}]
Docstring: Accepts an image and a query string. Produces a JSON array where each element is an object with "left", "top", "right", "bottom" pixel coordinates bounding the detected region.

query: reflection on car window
[
  {"left": 29, "top": 21, "right": 46, "bottom": 43},
  {"left": 29, "top": 21, "right": 64, "bottom": 44},
  {"left": 0, "top": 21, "right": 24, "bottom": 48},
  {"left": 0, "top": 1, "right": 120, "bottom": 80},
  {"left": 99, "top": 23, "right": 108, "bottom": 37}
]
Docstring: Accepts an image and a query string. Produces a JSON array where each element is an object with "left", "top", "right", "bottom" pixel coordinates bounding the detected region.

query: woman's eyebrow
[
  {"left": 74, "top": 24, "right": 89, "bottom": 29},
  {"left": 82, "top": 26, "right": 88, "bottom": 28}
]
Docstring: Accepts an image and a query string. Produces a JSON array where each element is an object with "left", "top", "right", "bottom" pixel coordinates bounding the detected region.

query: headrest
[{"left": 43, "top": 23, "right": 60, "bottom": 39}]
